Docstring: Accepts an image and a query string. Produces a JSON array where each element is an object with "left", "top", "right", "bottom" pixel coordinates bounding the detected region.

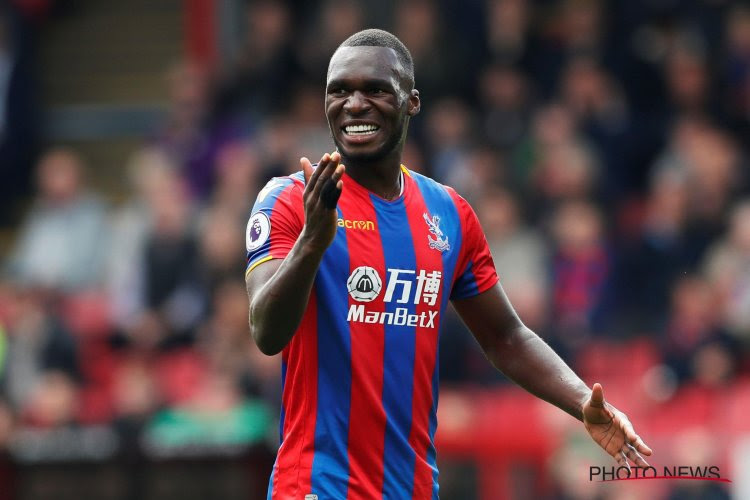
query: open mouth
[{"left": 343, "top": 124, "right": 380, "bottom": 136}]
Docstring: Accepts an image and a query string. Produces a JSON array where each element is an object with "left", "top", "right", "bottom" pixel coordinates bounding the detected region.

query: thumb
[
  {"left": 590, "top": 382, "right": 605, "bottom": 407},
  {"left": 301, "top": 157, "right": 312, "bottom": 185}
]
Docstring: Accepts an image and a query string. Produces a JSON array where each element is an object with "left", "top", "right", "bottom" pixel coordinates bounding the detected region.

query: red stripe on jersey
[
  {"left": 403, "top": 175, "right": 444, "bottom": 498},
  {"left": 269, "top": 182, "right": 304, "bottom": 260},
  {"left": 446, "top": 187, "right": 498, "bottom": 294},
  {"left": 272, "top": 290, "right": 318, "bottom": 499},
  {"left": 339, "top": 188, "right": 387, "bottom": 500}
]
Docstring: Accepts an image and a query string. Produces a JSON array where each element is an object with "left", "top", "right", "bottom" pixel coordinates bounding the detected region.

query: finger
[
  {"left": 307, "top": 153, "right": 331, "bottom": 191},
  {"left": 614, "top": 450, "right": 631, "bottom": 472},
  {"left": 302, "top": 157, "right": 313, "bottom": 185},
  {"left": 627, "top": 431, "right": 653, "bottom": 456},
  {"left": 312, "top": 153, "right": 340, "bottom": 198},
  {"left": 623, "top": 444, "right": 649, "bottom": 467},
  {"left": 320, "top": 176, "right": 343, "bottom": 209},
  {"left": 331, "top": 163, "right": 346, "bottom": 183},
  {"left": 590, "top": 383, "right": 605, "bottom": 408}
]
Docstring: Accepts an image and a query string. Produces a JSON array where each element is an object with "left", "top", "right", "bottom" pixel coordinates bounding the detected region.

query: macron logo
[{"left": 337, "top": 218, "right": 375, "bottom": 230}]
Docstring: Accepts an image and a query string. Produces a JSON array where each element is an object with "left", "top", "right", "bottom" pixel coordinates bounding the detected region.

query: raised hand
[
  {"left": 582, "top": 383, "right": 653, "bottom": 470},
  {"left": 300, "top": 152, "right": 345, "bottom": 255}
]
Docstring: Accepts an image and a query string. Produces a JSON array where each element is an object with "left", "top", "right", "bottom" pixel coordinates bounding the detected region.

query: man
[{"left": 245, "top": 29, "right": 651, "bottom": 499}]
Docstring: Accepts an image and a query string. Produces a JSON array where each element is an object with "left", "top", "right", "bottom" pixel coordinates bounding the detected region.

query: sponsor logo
[
  {"left": 345, "top": 267, "right": 443, "bottom": 328},
  {"left": 347, "top": 266, "right": 382, "bottom": 302},
  {"left": 347, "top": 305, "right": 438, "bottom": 328},
  {"left": 423, "top": 213, "right": 450, "bottom": 252},
  {"left": 246, "top": 212, "right": 271, "bottom": 252},
  {"left": 337, "top": 218, "right": 375, "bottom": 230}
]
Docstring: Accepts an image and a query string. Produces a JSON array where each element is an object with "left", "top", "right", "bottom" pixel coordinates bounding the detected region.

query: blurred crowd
[{"left": 1, "top": 0, "right": 749, "bottom": 496}]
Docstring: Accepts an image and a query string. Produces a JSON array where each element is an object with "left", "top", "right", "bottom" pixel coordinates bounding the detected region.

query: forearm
[
  {"left": 488, "top": 326, "right": 591, "bottom": 421},
  {"left": 248, "top": 235, "right": 324, "bottom": 355}
]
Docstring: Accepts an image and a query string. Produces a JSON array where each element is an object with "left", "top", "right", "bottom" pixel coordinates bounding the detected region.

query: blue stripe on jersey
[
  {"left": 266, "top": 459, "right": 275, "bottom": 500},
  {"left": 311, "top": 207, "right": 351, "bottom": 498},
  {"left": 451, "top": 262, "right": 479, "bottom": 299},
  {"left": 410, "top": 173, "right": 463, "bottom": 499},
  {"left": 371, "top": 195, "right": 418, "bottom": 498}
]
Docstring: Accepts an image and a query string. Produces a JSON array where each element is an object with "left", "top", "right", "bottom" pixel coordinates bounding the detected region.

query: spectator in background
[
  {"left": 615, "top": 167, "right": 692, "bottom": 333},
  {"left": 704, "top": 199, "right": 750, "bottom": 345},
  {"left": 532, "top": 139, "right": 599, "bottom": 213},
  {"left": 663, "top": 42, "right": 715, "bottom": 118},
  {"left": 441, "top": 145, "right": 505, "bottom": 203},
  {"left": 549, "top": 200, "right": 610, "bottom": 357},
  {"left": 215, "top": 0, "right": 298, "bottom": 120},
  {"left": 284, "top": 83, "right": 333, "bottom": 164},
  {"left": 107, "top": 148, "right": 180, "bottom": 333},
  {"left": 530, "top": 0, "right": 604, "bottom": 97},
  {"left": 0, "top": 287, "right": 79, "bottom": 426},
  {"left": 209, "top": 140, "right": 261, "bottom": 222},
  {"left": 423, "top": 97, "right": 474, "bottom": 182},
  {"left": 518, "top": 102, "right": 601, "bottom": 223},
  {"left": 652, "top": 117, "right": 743, "bottom": 262},
  {"left": 297, "top": 0, "right": 364, "bottom": 83},
  {"left": 394, "top": 0, "right": 475, "bottom": 100},
  {"left": 475, "top": 187, "right": 548, "bottom": 331},
  {"left": 661, "top": 275, "right": 736, "bottom": 387},
  {"left": 485, "top": 0, "right": 532, "bottom": 67},
  {"left": 196, "top": 206, "right": 245, "bottom": 305},
  {"left": 5, "top": 149, "right": 108, "bottom": 291},
  {"left": 197, "top": 280, "right": 279, "bottom": 406},
  {"left": 559, "top": 56, "right": 636, "bottom": 202},
  {"left": 156, "top": 60, "right": 241, "bottom": 200},
  {"left": 665, "top": 428, "right": 731, "bottom": 500},
  {"left": 513, "top": 103, "right": 600, "bottom": 220},
  {"left": 137, "top": 173, "right": 204, "bottom": 349},
  {"left": 477, "top": 64, "right": 532, "bottom": 152}
]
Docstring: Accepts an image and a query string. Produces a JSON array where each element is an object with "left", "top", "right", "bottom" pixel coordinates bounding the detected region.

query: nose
[{"left": 343, "top": 90, "right": 371, "bottom": 114}]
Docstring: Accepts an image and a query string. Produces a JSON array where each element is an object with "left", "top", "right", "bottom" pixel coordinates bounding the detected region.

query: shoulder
[
  {"left": 408, "top": 170, "right": 457, "bottom": 202},
  {"left": 408, "top": 170, "right": 471, "bottom": 213},
  {"left": 254, "top": 173, "right": 305, "bottom": 208}
]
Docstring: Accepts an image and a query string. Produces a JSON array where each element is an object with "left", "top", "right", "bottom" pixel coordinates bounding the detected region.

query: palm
[{"left": 582, "top": 383, "right": 652, "bottom": 469}]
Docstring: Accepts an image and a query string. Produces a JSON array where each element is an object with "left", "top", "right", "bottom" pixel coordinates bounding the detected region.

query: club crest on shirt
[
  {"left": 423, "top": 213, "right": 450, "bottom": 252},
  {"left": 246, "top": 212, "right": 271, "bottom": 252}
]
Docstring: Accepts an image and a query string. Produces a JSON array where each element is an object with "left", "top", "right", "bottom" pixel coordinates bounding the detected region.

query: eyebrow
[{"left": 326, "top": 77, "right": 396, "bottom": 90}]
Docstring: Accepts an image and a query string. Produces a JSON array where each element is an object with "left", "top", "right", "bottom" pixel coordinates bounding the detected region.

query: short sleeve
[
  {"left": 245, "top": 176, "right": 304, "bottom": 277},
  {"left": 448, "top": 191, "right": 499, "bottom": 300}
]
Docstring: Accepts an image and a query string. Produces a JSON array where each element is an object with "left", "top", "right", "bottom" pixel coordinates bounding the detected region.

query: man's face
[{"left": 325, "top": 46, "right": 419, "bottom": 162}]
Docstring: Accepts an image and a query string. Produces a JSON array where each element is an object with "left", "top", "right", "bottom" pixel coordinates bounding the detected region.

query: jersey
[{"left": 245, "top": 165, "right": 498, "bottom": 500}]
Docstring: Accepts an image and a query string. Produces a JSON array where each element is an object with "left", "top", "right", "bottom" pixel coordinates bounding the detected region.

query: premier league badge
[{"left": 246, "top": 212, "right": 271, "bottom": 252}]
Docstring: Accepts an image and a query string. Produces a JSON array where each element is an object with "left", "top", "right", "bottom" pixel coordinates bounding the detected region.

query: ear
[{"left": 407, "top": 89, "right": 421, "bottom": 116}]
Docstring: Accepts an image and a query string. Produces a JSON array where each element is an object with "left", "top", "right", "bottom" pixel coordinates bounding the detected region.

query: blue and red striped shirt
[{"left": 245, "top": 166, "right": 498, "bottom": 500}]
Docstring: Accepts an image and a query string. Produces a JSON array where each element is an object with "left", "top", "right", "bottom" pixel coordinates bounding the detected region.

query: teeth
[{"left": 344, "top": 124, "right": 379, "bottom": 135}]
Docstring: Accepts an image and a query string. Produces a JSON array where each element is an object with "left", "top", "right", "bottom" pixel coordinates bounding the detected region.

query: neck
[{"left": 341, "top": 152, "right": 403, "bottom": 200}]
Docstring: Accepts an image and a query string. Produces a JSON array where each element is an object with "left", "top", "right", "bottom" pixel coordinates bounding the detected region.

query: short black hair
[{"left": 334, "top": 29, "right": 415, "bottom": 88}]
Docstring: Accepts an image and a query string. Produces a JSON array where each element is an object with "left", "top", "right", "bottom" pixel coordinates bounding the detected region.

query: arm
[
  {"left": 246, "top": 153, "right": 345, "bottom": 355},
  {"left": 453, "top": 283, "right": 652, "bottom": 468},
  {"left": 452, "top": 283, "right": 589, "bottom": 420}
]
